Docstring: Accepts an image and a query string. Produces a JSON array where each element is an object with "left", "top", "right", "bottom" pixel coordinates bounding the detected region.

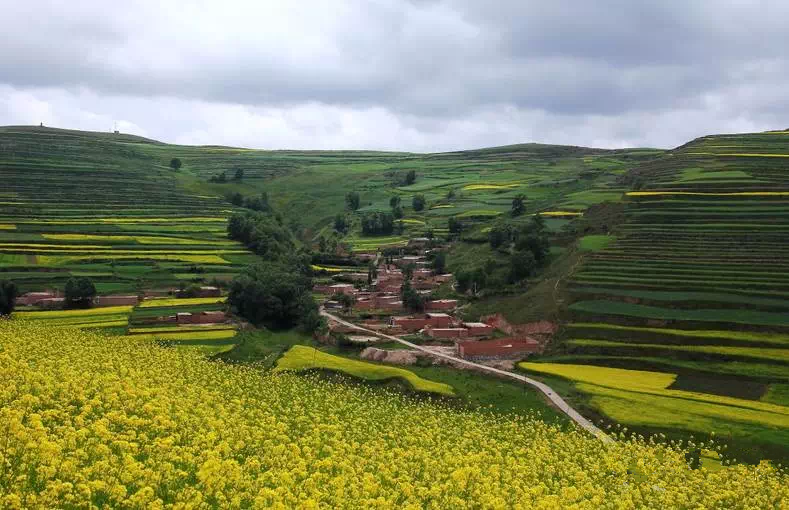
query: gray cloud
[{"left": 1, "top": 0, "right": 788, "bottom": 150}]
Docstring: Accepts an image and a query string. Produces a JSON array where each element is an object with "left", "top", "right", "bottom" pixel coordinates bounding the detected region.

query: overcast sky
[{"left": 1, "top": 0, "right": 788, "bottom": 152}]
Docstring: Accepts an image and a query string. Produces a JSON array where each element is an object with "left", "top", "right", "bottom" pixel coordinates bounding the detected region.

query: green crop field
[{"left": 546, "top": 131, "right": 789, "bottom": 462}]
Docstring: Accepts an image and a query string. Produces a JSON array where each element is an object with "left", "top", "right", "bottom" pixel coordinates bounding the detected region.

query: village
[{"left": 314, "top": 239, "right": 555, "bottom": 367}]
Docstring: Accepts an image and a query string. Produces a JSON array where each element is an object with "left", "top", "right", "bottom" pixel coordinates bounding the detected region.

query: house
[
  {"left": 457, "top": 337, "right": 540, "bottom": 361},
  {"left": 176, "top": 286, "right": 221, "bottom": 298},
  {"left": 391, "top": 313, "right": 454, "bottom": 332},
  {"left": 425, "top": 299, "right": 458, "bottom": 311},
  {"left": 390, "top": 317, "right": 430, "bottom": 331},
  {"left": 16, "top": 291, "right": 56, "bottom": 306},
  {"left": 328, "top": 283, "right": 356, "bottom": 295},
  {"left": 434, "top": 274, "right": 454, "bottom": 283},
  {"left": 463, "top": 322, "right": 495, "bottom": 337},
  {"left": 176, "top": 311, "right": 227, "bottom": 324},
  {"left": 425, "top": 313, "right": 453, "bottom": 328},
  {"left": 37, "top": 297, "right": 65, "bottom": 309},
  {"left": 425, "top": 327, "right": 468, "bottom": 339},
  {"left": 407, "top": 238, "right": 430, "bottom": 248},
  {"left": 356, "top": 252, "right": 377, "bottom": 262},
  {"left": 95, "top": 295, "right": 140, "bottom": 307},
  {"left": 335, "top": 272, "right": 369, "bottom": 282}
]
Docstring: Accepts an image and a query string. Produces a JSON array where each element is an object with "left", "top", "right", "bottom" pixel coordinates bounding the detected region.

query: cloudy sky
[{"left": 1, "top": 0, "right": 788, "bottom": 152}]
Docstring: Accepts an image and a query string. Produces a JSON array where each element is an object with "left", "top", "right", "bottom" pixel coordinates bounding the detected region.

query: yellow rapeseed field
[
  {"left": 1, "top": 321, "right": 787, "bottom": 508},
  {"left": 139, "top": 297, "right": 226, "bottom": 308}
]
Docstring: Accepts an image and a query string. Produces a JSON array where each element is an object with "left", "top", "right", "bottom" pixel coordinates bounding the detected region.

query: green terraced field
[{"left": 554, "top": 131, "right": 789, "bottom": 462}]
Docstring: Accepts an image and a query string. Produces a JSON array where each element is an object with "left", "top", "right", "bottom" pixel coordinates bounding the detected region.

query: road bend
[{"left": 320, "top": 309, "right": 613, "bottom": 443}]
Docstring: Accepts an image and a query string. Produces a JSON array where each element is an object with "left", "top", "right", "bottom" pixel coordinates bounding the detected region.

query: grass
[
  {"left": 275, "top": 345, "right": 455, "bottom": 396},
  {"left": 566, "top": 323, "right": 789, "bottom": 346},
  {"left": 578, "top": 235, "right": 616, "bottom": 252},
  {"left": 567, "top": 339, "right": 789, "bottom": 363},
  {"left": 128, "top": 329, "right": 237, "bottom": 343},
  {"left": 569, "top": 300, "right": 789, "bottom": 327},
  {"left": 762, "top": 384, "right": 789, "bottom": 406}
]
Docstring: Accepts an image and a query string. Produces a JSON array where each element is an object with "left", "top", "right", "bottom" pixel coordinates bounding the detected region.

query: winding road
[{"left": 320, "top": 309, "right": 612, "bottom": 443}]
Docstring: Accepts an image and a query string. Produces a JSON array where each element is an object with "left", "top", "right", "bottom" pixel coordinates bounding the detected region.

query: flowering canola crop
[{"left": 1, "top": 321, "right": 787, "bottom": 509}]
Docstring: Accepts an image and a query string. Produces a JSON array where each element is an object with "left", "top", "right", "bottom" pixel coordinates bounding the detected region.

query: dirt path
[{"left": 320, "top": 309, "right": 612, "bottom": 443}]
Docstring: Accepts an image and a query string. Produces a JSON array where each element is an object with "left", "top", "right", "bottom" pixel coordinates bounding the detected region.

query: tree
[
  {"left": 431, "top": 251, "right": 446, "bottom": 274},
  {"left": 405, "top": 170, "right": 417, "bottom": 185},
  {"left": 401, "top": 280, "right": 425, "bottom": 312},
  {"left": 488, "top": 224, "right": 510, "bottom": 249},
  {"left": 511, "top": 194, "right": 526, "bottom": 217},
  {"left": 64, "top": 277, "right": 96, "bottom": 308},
  {"left": 392, "top": 205, "right": 404, "bottom": 219},
  {"left": 334, "top": 214, "right": 348, "bottom": 234},
  {"left": 509, "top": 250, "right": 537, "bottom": 283},
  {"left": 333, "top": 292, "right": 357, "bottom": 313},
  {"left": 345, "top": 191, "right": 361, "bottom": 211},
  {"left": 403, "top": 264, "right": 415, "bottom": 281},
  {"left": 210, "top": 171, "right": 227, "bottom": 183},
  {"left": 455, "top": 269, "right": 486, "bottom": 295},
  {"left": 234, "top": 168, "right": 244, "bottom": 180},
  {"left": 448, "top": 216, "right": 463, "bottom": 234},
  {"left": 0, "top": 280, "right": 18, "bottom": 316},
  {"left": 412, "top": 194, "right": 426, "bottom": 211},
  {"left": 389, "top": 196, "right": 401, "bottom": 208},
  {"left": 228, "top": 262, "right": 317, "bottom": 330},
  {"left": 229, "top": 192, "right": 244, "bottom": 206},
  {"left": 446, "top": 188, "right": 456, "bottom": 199},
  {"left": 169, "top": 158, "right": 182, "bottom": 171}
]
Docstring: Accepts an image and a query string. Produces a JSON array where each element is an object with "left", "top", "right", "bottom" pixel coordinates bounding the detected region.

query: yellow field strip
[
  {"left": 15, "top": 306, "right": 134, "bottom": 319},
  {"left": 627, "top": 191, "right": 789, "bottom": 197},
  {"left": 139, "top": 297, "right": 227, "bottom": 308},
  {"left": 42, "top": 234, "right": 236, "bottom": 245}
]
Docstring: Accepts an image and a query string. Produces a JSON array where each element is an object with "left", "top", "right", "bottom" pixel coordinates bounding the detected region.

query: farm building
[
  {"left": 176, "top": 286, "right": 221, "bottom": 298},
  {"left": 390, "top": 313, "right": 454, "bottom": 332},
  {"left": 176, "top": 311, "right": 227, "bottom": 325},
  {"left": 425, "top": 313, "right": 454, "bottom": 328},
  {"left": 95, "top": 295, "right": 140, "bottom": 307},
  {"left": 425, "top": 327, "right": 469, "bottom": 339},
  {"left": 336, "top": 272, "right": 369, "bottom": 282},
  {"left": 463, "top": 322, "right": 496, "bottom": 337},
  {"left": 328, "top": 283, "right": 356, "bottom": 295},
  {"left": 426, "top": 299, "right": 458, "bottom": 311},
  {"left": 16, "top": 291, "right": 56, "bottom": 306},
  {"left": 407, "top": 238, "right": 430, "bottom": 248},
  {"left": 355, "top": 253, "right": 377, "bottom": 262},
  {"left": 456, "top": 338, "right": 540, "bottom": 361},
  {"left": 37, "top": 297, "right": 65, "bottom": 309}
]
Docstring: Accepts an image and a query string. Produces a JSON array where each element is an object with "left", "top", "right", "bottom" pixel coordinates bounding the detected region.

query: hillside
[
  {"left": 527, "top": 131, "right": 789, "bottom": 462},
  {"left": 0, "top": 126, "right": 659, "bottom": 293}
]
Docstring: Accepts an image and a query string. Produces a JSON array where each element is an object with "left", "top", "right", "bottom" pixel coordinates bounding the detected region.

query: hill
[
  {"left": 525, "top": 131, "right": 789, "bottom": 463},
  {"left": 0, "top": 125, "right": 659, "bottom": 293}
]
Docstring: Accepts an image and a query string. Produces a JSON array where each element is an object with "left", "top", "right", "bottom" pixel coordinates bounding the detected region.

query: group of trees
[
  {"left": 226, "top": 204, "right": 321, "bottom": 332},
  {"left": 210, "top": 168, "right": 244, "bottom": 183},
  {"left": 360, "top": 211, "right": 395, "bottom": 235},
  {"left": 228, "top": 192, "right": 271, "bottom": 212},
  {"left": 0, "top": 280, "right": 17, "bottom": 316},
  {"left": 228, "top": 262, "right": 319, "bottom": 331},
  {"left": 228, "top": 211, "right": 297, "bottom": 260},
  {"left": 506, "top": 216, "right": 550, "bottom": 283},
  {"left": 401, "top": 170, "right": 417, "bottom": 186},
  {"left": 389, "top": 196, "right": 404, "bottom": 219},
  {"left": 64, "top": 277, "right": 97, "bottom": 308}
]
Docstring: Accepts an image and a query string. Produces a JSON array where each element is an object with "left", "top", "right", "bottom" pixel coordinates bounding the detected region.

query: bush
[
  {"left": 0, "top": 280, "right": 18, "bottom": 316},
  {"left": 412, "top": 194, "right": 426, "bottom": 211}
]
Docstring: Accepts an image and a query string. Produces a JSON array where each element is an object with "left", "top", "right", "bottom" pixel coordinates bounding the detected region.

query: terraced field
[
  {"left": 0, "top": 126, "right": 259, "bottom": 293},
  {"left": 557, "top": 132, "right": 789, "bottom": 461}
]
